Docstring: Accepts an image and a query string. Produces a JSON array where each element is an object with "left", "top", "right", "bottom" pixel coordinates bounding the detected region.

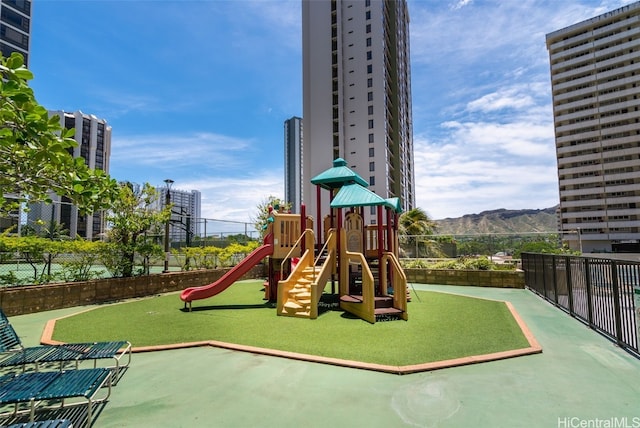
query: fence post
[
  {"left": 552, "top": 254, "right": 559, "bottom": 305},
  {"left": 610, "top": 260, "right": 624, "bottom": 347},
  {"left": 541, "top": 254, "right": 548, "bottom": 299},
  {"left": 565, "top": 255, "right": 574, "bottom": 314},
  {"left": 584, "top": 258, "right": 595, "bottom": 329}
]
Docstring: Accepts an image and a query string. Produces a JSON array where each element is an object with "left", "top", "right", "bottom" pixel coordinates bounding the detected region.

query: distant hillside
[{"left": 434, "top": 206, "right": 558, "bottom": 235}]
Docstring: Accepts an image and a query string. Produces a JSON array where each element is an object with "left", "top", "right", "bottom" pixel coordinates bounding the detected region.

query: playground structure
[{"left": 180, "top": 158, "right": 408, "bottom": 323}]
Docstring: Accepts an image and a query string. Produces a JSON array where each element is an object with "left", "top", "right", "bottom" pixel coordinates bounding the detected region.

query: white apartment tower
[
  {"left": 547, "top": 1, "right": 640, "bottom": 253},
  {"left": 284, "top": 116, "right": 303, "bottom": 213},
  {"left": 159, "top": 186, "right": 202, "bottom": 245},
  {"left": 302, "top": 0, "right": 415, "bottom": 224},
  {"left": 28, "top": 111, "right": 111, "bottom": 239}
]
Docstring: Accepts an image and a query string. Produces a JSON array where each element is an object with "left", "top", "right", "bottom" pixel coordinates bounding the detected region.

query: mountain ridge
[{"left": 434, "top": 206, "right": 558, "bottom": 235}]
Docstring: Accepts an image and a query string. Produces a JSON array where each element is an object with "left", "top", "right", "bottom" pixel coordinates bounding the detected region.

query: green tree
[
  {"left": 0, "top": 53, "right": 119, "bottom": 216},
  {"left": 59, "top": 239, "right": 105, "bottom": 282},
  {"left": 0, "top": 235, "right": 64, "bottom": 283},
  {"left": 101, "top": 182, "right": 169, "bottom": 277},
  {"left": 398, "top": 208, "right": 443, "bottom": 257},
  {"left": 253, "top": 195, "right": 291, "bottom": 236},
  {"left": 398, "top": 207, "right": 437, "bottom": 236},
  {"left": 513, "top": 236, "right": 573, "bottom": 257}
]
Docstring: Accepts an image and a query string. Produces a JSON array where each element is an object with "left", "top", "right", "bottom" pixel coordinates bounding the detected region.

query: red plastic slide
[{"left": 180, "top": 243, "right": 273, "bottom": 303}]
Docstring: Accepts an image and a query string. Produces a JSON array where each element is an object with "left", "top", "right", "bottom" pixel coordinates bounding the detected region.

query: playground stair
[
  {"left": 340, "top": 294, "right": 405, "bottom": 322},
  {"left": 282, "top": 266, "right": 322, "bottom": 317},
  {"left": 373, "top": 296, "right": 404, "bottom": 321}
]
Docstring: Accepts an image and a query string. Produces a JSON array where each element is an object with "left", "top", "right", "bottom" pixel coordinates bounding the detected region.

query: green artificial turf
[{"left": 52, "top": 280, "right": 531, "bottom": 366}]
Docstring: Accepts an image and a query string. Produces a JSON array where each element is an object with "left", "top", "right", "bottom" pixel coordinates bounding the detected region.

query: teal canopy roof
[
  {"left": 330, "top": 183, "right": 402, "bottom": 213},
  {"left": 310, "top": 158, "right": 368, "bottom": 190},
  {"left": 385, "top": 197, "right": 403, "bottom": 214}
]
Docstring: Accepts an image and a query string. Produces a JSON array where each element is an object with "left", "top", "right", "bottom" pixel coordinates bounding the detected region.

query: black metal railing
[{"left": 522, "top": 252, "right": 640, "bottom": 358}]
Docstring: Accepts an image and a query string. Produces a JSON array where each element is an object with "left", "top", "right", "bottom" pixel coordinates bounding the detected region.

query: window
[
  {"left": 365, "top": 0, "right": 370, "bottom": 6},
  {"left": 368, "top": 134, "right": 374, "bottom": 143},
  {"left": 1, "top": 8, "right": 30, "bottom": 31},
  {"left": 369, "top": 162, "right": 375, "bottom": 171},
  {"left": 367, "top": 64, "right": 372, "bottom": 74},
  {"left": 368, "top": 105, "right": 373, "bottom": 115},
  {"left": 366, "top": 51, "right": 372, "bottom": 60},
  {"left": 366, "top": 10, "right": 371, "bottom": 20},
  {"left": 369, "top": 147, "right": 375, "bottom": 157},
  {"left": 366, "top": 37, "right": 371, "bottom": 47},
  {"left": 367, "top": 78, "right": 372, "bottom": 87},
  {"left": 368, "top": 92, "right": 373, "bottom": 101},
  {"left": 366, "top": 24, "right": 371, "bottom": 33},
  {"left": 368, "top": 119, "right": 374, "bottom": 129}
]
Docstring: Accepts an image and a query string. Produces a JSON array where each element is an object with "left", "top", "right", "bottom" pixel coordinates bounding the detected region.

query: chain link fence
[
  {"left": 399, "top": 232, "right": 562, "bottom": 259},
  {"left": 0, "top": 232, "right": 565, "bottom": 287}
]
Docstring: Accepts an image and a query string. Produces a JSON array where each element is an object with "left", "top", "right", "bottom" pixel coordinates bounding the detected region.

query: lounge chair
[
  {"left": 4, "top": 419, "right": 73, "bottom": 427},
  {"left": 0, "top": 368, "right": 110, "bottom": 426},
  {"left": 0, "top": 310, "right": 131, "bottom": 378}
]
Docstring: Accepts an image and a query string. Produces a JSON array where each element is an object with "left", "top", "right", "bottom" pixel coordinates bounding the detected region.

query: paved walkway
[{"left": 8, "top": 284, "right": 640, "bottom": 428}]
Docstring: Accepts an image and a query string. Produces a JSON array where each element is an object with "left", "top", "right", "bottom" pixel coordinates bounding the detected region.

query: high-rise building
[
  {"left": 284, "top": 116, "right": 303, "bottom": 212},
  {"left": 546, "top": 1, "right": 640, "bottom": 253},
  {"left": 0, "top": 0, "right": 31, "bottom": 66},
  {"left": 159, "top": 186, "right": 202, "bottom": 245},
  {"left": 302, "top": 0, "right": 414, "bottom": 224},
  {"left": 27, "top": 111, "right": 111, "bottom": 239},
  {"left": 0, "top": 0, "right": 31, "bottom": 233}
]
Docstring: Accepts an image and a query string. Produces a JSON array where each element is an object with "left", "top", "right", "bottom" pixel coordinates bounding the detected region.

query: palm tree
[
  {"left": 398, "top": 208, "right": 442, "bottom": 257},
  {"left": 398, "top": 207, "right": 436, "bottom": 237}
]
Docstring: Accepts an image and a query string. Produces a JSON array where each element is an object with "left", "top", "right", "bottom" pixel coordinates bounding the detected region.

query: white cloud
[
  {"left": 466, "top": 87, "right": 536, "bottom": 113},
  {"left": 413, "top": 132, "right": 559, "bottom": 220},
  {"left": 414, "top": 112, "right": 559, "bottom": 219},
  {"left": 181, "top": 170, "right": 284, "bottom": 226},
  {"left": 451, "top": 0, "right": 473, "bottom": 10},
  {"left": 111, "top": 132, "right": 253, "bottom": 169}
]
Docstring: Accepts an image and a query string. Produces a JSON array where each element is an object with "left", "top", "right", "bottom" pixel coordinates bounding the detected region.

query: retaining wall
[
  {"left": 0, "top": 265, "right": 265, "bottom": 316},
  {"left": 404, "top": 268, "right": 525, "bottom": 289},
  {"left": 0, "top": 267, "right": 523, "bottom": 316}
]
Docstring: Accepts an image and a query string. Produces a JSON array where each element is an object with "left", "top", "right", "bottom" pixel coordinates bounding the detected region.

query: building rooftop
[{"left": 7, "top": 284, "right": 640, "bottom": 427}]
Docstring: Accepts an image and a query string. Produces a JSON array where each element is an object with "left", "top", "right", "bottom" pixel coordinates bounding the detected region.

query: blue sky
[{"left": 29, "top": 0, "right": 636, "bottom": 224}]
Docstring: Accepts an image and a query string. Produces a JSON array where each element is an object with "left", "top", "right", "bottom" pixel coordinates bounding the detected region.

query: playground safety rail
[
  {"left": 340, "top": 247, "right": 376, "bottom": 324},
  {"left": 382, "top": 252, "right": 408, "bottom": 320},
  {"left": 309, "top": 231, "right": 337, "bottom": 319}
]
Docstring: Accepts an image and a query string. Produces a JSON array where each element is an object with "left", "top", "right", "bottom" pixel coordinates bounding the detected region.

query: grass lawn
[{"left": 51, "top": 280, "right": 531, "bottom": 366}]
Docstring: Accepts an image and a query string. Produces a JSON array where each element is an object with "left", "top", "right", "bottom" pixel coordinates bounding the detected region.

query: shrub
[{"left": 401, "top": 256, "right": 516, "bottom": 271}]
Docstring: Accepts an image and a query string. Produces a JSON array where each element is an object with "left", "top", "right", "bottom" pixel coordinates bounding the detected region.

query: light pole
[
  {"left": 577, "top": 227, "right": 583, "bottom": 254},
  {"left": 163, "top": 179, "right": 174, "bottom": 273}
]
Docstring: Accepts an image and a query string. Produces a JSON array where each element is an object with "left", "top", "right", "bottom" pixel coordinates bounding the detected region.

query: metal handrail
[
  {"left": 315, "top": 229, "right": 335, "bottom": 266},
  {"left": 308, "top": 229, "right": 336, "bottom": 282},
  {"left": 280, "top": 228, "right": 315, "bottom": 276}
]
